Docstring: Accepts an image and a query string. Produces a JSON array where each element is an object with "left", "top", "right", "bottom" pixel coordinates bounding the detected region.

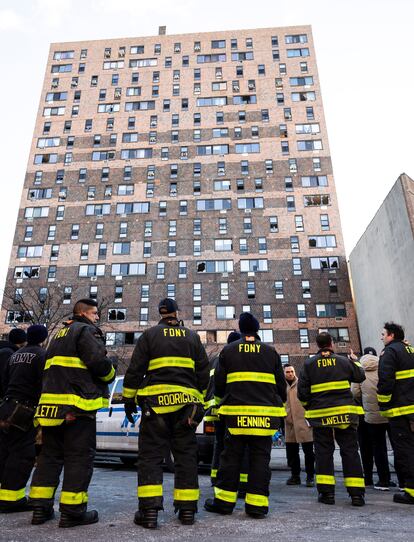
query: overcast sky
[{"left": 0, "top": 0, "right": 413, "bottom": 294}]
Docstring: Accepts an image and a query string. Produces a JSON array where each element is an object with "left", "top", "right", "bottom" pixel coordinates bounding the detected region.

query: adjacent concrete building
[
  {"left": 349, "top": 173, "right": 414, "bottom": 352},
  {"left": 0, "top": 25, "right": 359, "bottom": 368}
]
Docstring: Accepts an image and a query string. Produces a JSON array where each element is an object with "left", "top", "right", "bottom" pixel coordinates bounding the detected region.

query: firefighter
[
  {"left": 29, "top": 299, "right": 116, "bottom": 528},
  {"left": 0, "top": 328, "right": 27, "bottom": 400},
  {"left": 122, "top": 298, "right": 209, "bottom": 529},
  {"left": 377, "top": 322, "right": 414, "bottom": 505},
  {"left": 207, "top": 332, "right": 249, "bottom": 497},
  {"left": 204, "top": 312, "right": 287, "bottom": 518},
  {"left": 0, "top": 325, "right": 47, "bottom": 512},
  {"left": 297, "top": 332, "right": 366, "bottom": 506}
]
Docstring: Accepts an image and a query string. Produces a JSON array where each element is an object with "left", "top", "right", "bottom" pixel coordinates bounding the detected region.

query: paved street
[{"left": 0, "top": 451, "right": 411, "bottom": 542}]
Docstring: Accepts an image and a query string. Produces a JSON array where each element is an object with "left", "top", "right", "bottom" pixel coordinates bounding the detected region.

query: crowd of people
[{"left": 0, "top": 297, "right": 413, "bottom": 530}]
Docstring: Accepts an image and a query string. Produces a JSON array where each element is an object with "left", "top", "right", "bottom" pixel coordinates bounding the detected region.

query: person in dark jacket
[
  {"left": 204, "top": 312, "right": 287, "bottom": 519},
  {"left": 377, "top": 322, "right": 414, "bottom": 505},
  {"left": 0, "top": 328, "right": 27, "bottom": 400},
  {"left": 0, "top": 325, "right": 47, "bottom": 512},
  {"left": 29, "top": 299, "right": 116, "bottom": 528},
  {"left": 298, "top": 332, "right": 366, "bottom": 506},
  {"left": 123, "top": 298, "right": 210, "bottom": 529},
  {"left": 207, "top": 332, "right": 249, "bottom": 496}
]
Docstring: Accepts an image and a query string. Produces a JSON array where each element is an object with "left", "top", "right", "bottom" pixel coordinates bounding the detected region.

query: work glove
[{"left": 124, "top": 401, "right": 137, "bottom": 424}]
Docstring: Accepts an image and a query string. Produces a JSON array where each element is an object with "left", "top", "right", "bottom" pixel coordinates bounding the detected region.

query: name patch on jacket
[
  {"left": 54, "top": 328, "right": 69, "bottom": 339},
  {"left": 317, "top": 358, "right": 336, "bottom": 367},
  {"left": 158, "top": 391, "right": 198, "bottom": 406},
  {"left": 238, "top": 344, "right": 261, "bottom": 353},
  {"left": 163, "top": 328, "right": 186, "bottom": 338},
  {"left": 237, "top": 415, "right": 270, "bottom": 428},
  {"left": 321, "top": 414, "right": 350, "bottom": 426},
  {"left": 35, "top": 405, "right": 59, "bottom": 418}
]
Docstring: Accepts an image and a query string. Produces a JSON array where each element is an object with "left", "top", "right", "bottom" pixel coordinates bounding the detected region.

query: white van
[{"left": 96, "top": 376, "right": 214, "bottom": 467}]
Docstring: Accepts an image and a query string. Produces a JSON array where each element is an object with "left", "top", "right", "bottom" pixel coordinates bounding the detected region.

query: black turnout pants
[
  {"left": 388, "top": 416, "right": 414, "bottom": 495},
  {"left": 286, "top": 441, "right": 315, "bottom": 477},
  {"left": 0, "top": 425, "right": 37, "bottom": 506},
  {"left": 214, "top": 431, "right": 272, "bottom": 515},
  {"left": 30, "top": 416, "right": 96, "bottom": 515},
  {"left": 211, "top": 418, "right": 249, "bottom": 490},
  {"left": 357, "top": 418, "right": 391, "bottom": 484},
  {"left": 137, "top": 407, "right": 199, "bottom": 512},
  {"left": 313, "top": 425, "right": 365, "bottom": 496}
]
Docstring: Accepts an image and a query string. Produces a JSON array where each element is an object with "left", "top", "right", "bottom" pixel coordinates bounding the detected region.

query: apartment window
[
  {"left": 289, "top": 158, "right": 298, "bottom": 173},
  {"left": 286, "top": 196, "right": 296, "bottom": 212},
  {"left": 243, "top": 217, "right": 252, "bottom": 234},
  {"left": 169, "top": 220, "right": 177, "bottom": 236},
  {"left": 113, "top": 242, "right": 130, "bottom": 255},
  {"left": 56, "top": 205, "right": 65, "bottom": 220},
  {"left": 98, "top": 243, "right": 107, "bottom": 258},
  {"left": 24, "top": 226, "right": 33, "bottom": 241},
  {"left": 240, "top": 259, "right": 268, "bottom": 272},
  {"left": 281, "top": 141, "right": 289, "bottom": 154},
  {"left": 141, "top": 284, "right": 150, "bottom": 303},
  {"left": 292, "top": 258, "right": 302, "bottom": 276},
  {"left": 289, "top": 236, "right": 299, "bottom": 253},
  {"left": 216, "top": 111, "right": 224, "bottom": 124},
  {"left": 178, "top": 261, "right": 187, "bottom": 278},
  {"left": 297, "top": 304, "right": 307, "bottom": 323},
  {"left": 258, "top": 237, "right": 267, "bottom": 254},
  {"left": 17, "top": 245, "right": 43, "bottom": 258},
  {"left": 78, "top": 264, "right": 105, "bottom": 278},
  {"left": 95, "top": 223, "right": 104, "bottom": 238},
  {"left": 193, "top": 240, "right": 201, "bottom": 256},
  {"left": 301, "top": 175, "right": 328, "bottom": 187},
  {"left": 295, "top": 215, "right": 304, "bottom": 232},
  {"left": 306, "top": 107, "right": 315, "bottom": 120},
  {"left": 192, "top": 283, "right": 202, "bottom": 302},
  {"left": 308, "top": 235, "right": 336, "bottom": 248},
  {"left": 320, "top": 214, "right": 330, "bottom": 231},
  {"left": 47, "top": 224, "right": 56, "bottom": 240},
  {"left": 263, "top": 305, "right": 272, "bottom": 323},
  {"left": 272, "top": 49, "right": 280, "bottom": 61},
  {"left": 247, "top": 281, "right": 255, "bottom": 299},
  {"left": 269, "top": 215, "right": 278, "bottom": 232},
  {"left": 157, "top": 262, "right": 165, "bottom": 279},
  {"left": 193, "top": 219, "right": 201, "bottom": 235},
  {"left": 168, "top": 241, "right": 176, "bottom": 257},
  {"left": 316, "top": 303, "right": 346, "bottom": 318},
  {"left": 159, "top": 201, "right": 167, "bottom": 216},
  {"left": 302, "top": 280, "right": 311, "bottom": 298},
  {"left": 216, "top": 306, "right": 235, "bottom": 320},
  {"left": 329, "top": 279, "right": 338, "bottom": 293},
  {"left": 142, "top": 241, "right": 151, "bottom": 257},
  {"left": 258, "top": 64, "right": 265, "bottom": 76},
  {"left": 114, "top": 285, "right": 123, "bottom": 303},
  {"left": 299, "top": 329, "right": 310, "bottom": 348},
  {"left": 219, "top": 217, "right": 227, "bottom": 234},
  {"left": 215, "top": 239, "right": 232, "bottom": 251},
  {"left": 285, "top": 176, "right": 293, "bottom": 191},
  {"left": 119, "top": 222, "right": 128, "bottom": 238},
  {"left": 239, "top": 238, "right": 248, "bottom": 254},
  {"left": 220, "top": 282, "right": 229, "bottom": 301},
  {"left": 167, "top": 284, "right": 176, "bottom": 300},
  {"left": 193, "top": 307, "right": 202, "bottom": 325},
  {"left": 319, "top": 328, "right": 350, "bottom": 343},
  {"left": 179, "top": 200, "right": 188, "bottom": 215},
  {"left": 139, "top": 308, "right": 149, "bottom": 325},
  {"left": 274, "top": 281, "right": 284, "bottom": 299},
  {"left": 313, "top": 157, "right": 322, "bottom": 171}
]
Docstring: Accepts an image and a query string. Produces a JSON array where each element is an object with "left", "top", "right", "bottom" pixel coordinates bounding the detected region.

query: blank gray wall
[{"left": 349, "top": 175, "right": 414, "bottom": 353}]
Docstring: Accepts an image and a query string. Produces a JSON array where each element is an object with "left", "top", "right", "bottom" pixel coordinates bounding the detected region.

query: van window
[{"left": 111, "top": 378, "right": 124, "bottom": 404}]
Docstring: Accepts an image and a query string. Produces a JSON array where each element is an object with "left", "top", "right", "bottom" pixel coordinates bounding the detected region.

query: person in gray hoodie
[{"left": 351, "top": 347, "right": 394, "bottom": 490}]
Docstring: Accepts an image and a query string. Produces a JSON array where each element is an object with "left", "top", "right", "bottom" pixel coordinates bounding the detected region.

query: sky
[{"left": 0, "top": 0, "right": 413, "bottom": 294}]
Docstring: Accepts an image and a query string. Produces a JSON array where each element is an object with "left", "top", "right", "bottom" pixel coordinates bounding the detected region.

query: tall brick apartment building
[{"left": 0, "top": 25, "right": 359, "bottom": 369}]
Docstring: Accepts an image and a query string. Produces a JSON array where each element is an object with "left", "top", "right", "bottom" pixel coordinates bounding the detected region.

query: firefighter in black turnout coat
[
  {"left": 298, "top": 332, "right": 366, "bottom": 506},
  {"left": 205, "top": 312, "right": 286, "bottom": 518},
  {"left": 29, "top": 299, "right": 116, "bottom": 528},
  {"left": 123, "top": 298, "right": 210, "bottom": 529},
  {"left": 0, "top": 325, "right": 46, "bottom": 512}
]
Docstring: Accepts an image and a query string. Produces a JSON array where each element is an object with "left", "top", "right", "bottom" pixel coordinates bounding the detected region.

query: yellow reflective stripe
[
  {"left": 404, "top": 487, "right": 414, "bottom": 497},
  {"left": 336, "top": 424, "right": 350, "bottom": 429},
  {"left": 218, "top": 405, "right": 286, "bottom": 416},
  {"left": 138, "top": 484, "right": 163, "bottom": 498},
  {"left": 344, "top": 477, "right": 365, "bottom": 488},
  {"left": 316, "top": 475, "right": 335, "bottom": 485},
  {"left": 245, "top": 493, "right": 268, "bottom": 507},
  {"left": 148, "top": 356, "right": 195, "bottom": 371},
  {"left": 38, "top": 394, "right": 108, "bottom": 411},
  {"left": 395, "top": 369, "right": 414, "bottom": 380},
  {"left": 227, "top": 372, "right": 276, "bottom": 384},
  {"left": 0, "top": 488, "right": 26, "bottom": 501},
  {"left": 60, "top": 491, "right": 88, "bottom": 505},
  {"left": 210, "top": 368, "right": 215, "bottom": 376},
  {"left": 377, "top": 393, "right": 392, "bottom": 403},
  {"left": 239, "top": 473, "right": 248, "bottom": 483},
  {"left": 204, "top": 415, "right": 219, "bottom": 421},
  {"left": 45, "top": 356, "right": 87, "bottom": 370},
  {"left": 123, "top": 387, "right": 137, "bottom": 399},
  {"left": 29, "top": 486, "right": 55, "bottom": 499},
  {"left": 305, "top": 405, "right": 363, "bottom": 418},
  {"left": 204, "top": 399, "right": 215, "bottom": 408},
  {"left": 214, "top": 487, "right": 237, "bottom": 503},
  {"left": 174, "top": 488, "right": 200, "bottom": 501},
  {"left": 100, "top": 365, "right": 115, "bottom": 382},
  {"left": 214, "top": 396, "right": 222, "bottom": 405},
  {"left": 380, "top": 405, "right": 414, "bottom": 417},
  {"left": 37, "top": 418, "right": 65, "bottom": 426},
  {"left": 311, "top": 380, "right": 350, "bottom": 393},
  {"left": 211, "top": 469, "right": 217, "bottom": 478},
  {"left": 152, "top": 404, "right": 185, "bottom": 414},
  {"left": 229, "top": 428, "right": 276, "bottom": 436},
  {"left": 137, "top": 384, "right": 203, "bottom": 403},
  {"left": 354, "top": 361, "right": 362, "bottom": 367}
]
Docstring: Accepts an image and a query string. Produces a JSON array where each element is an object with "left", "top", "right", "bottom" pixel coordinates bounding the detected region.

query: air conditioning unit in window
[
  {"left": 337, "top": 341, "right": 347, "bottom": 347},
  {"left": 248, "top": 83, "right": 255, "bottom": 90},
  {"left": 244, "top": 209, "right": 251, "bottom": 214},
  {"left": 194, "top": 45, "right": 201, "bottom": 52},
  {"left": 90, "top": 276, "right": 97, "bottom": 281},
  {"left": 335, "top": 317, "right": 343, "bottom": 322},
  {"left": 174, "top": 46, "right": 181, "bottom": 53},
  {"left": 149, "top": 137, "right": 156, "bottom": 144},
  {"left": 150, "top": 121, "right": 157, "bottom": 128},
  {"left": 173, "top": 73, "right": 180, "bottom": 81}
]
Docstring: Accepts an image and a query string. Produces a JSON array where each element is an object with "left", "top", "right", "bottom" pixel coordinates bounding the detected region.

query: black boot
[
  {"left": 59, "top": 510, "right": 99, "bottom": 528},
  {"left": 32, "top": 506, "right": 55, "bottom": 525},
  {"left": 0, "top": 498, "right": 33, "bottom": 513},
  {"left": 204, "top": 498, "right": 233, "bottom": 515},
  {"left": 134, "top": 508, "right": 158, "bottom": 529},
  {"left": 351, "top": 495, "right": 365, "bottom": 507},
  {"left": 393, "top": 492, "right": 414, "bottom": 505},
  {"left": 286, "top": 475, "right": 301, "bottom": 485},
  {"left": 318, "top": 492, "right": 335, "bottom": 505},
  {"left": 305, "top": 476, "right": 315, "bottom": 487},
  {"left": 178, "top": 509, "right": 195, "bottom": 525}
]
